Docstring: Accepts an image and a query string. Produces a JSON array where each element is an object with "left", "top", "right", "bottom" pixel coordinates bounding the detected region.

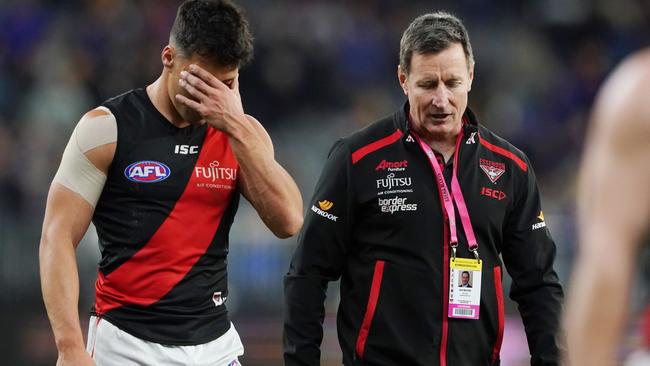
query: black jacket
[{"left": 284, "top": 103, "right": 563, "bottom": 366}]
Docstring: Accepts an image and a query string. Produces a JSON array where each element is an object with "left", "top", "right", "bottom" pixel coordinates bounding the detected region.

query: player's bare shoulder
[
  {"left": 590, "top": 49, "right": 650, "bottom": 145},
  {"left": 52, "top": 107, "right": 118, "bottom": 207},
  {"left": 76, "top": 106, "right": 118, "bottom": 173}
]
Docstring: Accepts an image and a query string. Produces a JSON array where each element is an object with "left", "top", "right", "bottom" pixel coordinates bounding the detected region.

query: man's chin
[
  {"left": 181, "top": 112, "right": 205, "bottom": 125},
  {"left": 188, "top": 118, "right": 206, "bottom": 126}
]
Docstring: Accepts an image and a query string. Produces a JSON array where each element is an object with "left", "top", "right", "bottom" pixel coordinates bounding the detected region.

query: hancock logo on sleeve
[
  {"left": 532, "top": 211, "right": 547, "bottom": 230},
  {"left": 479, "top": 158, "right": 506, "bottom": 184},
  {"left": 312, "top": 200, "right": 338, "bottom": 221},
  {"left": 194, "top": 160, "right": 238, "bottom": 190},
  {"left": 375, "top": 159, "right": 408, "bottom": 172},
  {"left": 378, "top": 196, "right": 418, "bottom": 214}
]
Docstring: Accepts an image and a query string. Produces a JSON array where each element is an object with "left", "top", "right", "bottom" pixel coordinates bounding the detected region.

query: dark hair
[
  {"left": 399, "top": 11, "right": 473, "bottom": 74},
  {"left": 462, "top": 271, "right": 470, "bottom": 277},
  {"left": 170, "top": 0, "right": 253, "bottom": 68}
]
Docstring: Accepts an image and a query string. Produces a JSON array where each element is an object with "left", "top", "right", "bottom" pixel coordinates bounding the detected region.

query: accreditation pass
[{"left": 448, "top": 257, "right": 482, "bottom": 319}]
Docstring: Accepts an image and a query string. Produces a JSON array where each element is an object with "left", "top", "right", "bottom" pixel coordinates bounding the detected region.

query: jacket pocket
[
  {"left": 355, "top": 260, "right": 385, "bottom": 360},
  {"left": 491, "top": 265, "right": 505, "bottom": 365}
]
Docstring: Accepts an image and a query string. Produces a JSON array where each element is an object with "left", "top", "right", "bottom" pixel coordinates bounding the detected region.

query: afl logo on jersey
[{"left": 124, "top": 161, "right": 171, "bottom": 183}]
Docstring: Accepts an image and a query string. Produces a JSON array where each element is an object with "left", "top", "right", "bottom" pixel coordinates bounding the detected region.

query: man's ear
[
  {"left": 468, "top": 62, "right": 474, "bottom": 92},
  {"left": 398, "top": 65, "right": 408, "bottom": 96},
  {"left": 162, "top": 45, "right": 174, "bottom": 69}
]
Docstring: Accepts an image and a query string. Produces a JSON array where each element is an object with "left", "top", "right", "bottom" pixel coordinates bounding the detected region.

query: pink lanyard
[{"left": 413, "top": 128, "right": 479, "bottom": 260}]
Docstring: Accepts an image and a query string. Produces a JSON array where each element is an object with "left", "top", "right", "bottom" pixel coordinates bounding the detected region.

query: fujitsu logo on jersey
[
  {"left": 376, "top": 173, "right": 412, "bottom": 190},
  {"left": 375, "top": 159, "right": 408, "bottom": 172},
  {"left": 194, "top": 160, "right": 238, "bottom": 182},
  {"left": 124, "top": 161, "right": 171, "bottom": 183}
]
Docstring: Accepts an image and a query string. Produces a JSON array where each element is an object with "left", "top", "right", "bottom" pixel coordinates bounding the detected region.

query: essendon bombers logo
[{"left": 479, "top": 158, "right": 505, "bottom": 184}]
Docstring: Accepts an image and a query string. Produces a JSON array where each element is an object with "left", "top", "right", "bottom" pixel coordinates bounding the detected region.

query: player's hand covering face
[{"left": 176, "top": 64, "right": 244, "bottom": 131}]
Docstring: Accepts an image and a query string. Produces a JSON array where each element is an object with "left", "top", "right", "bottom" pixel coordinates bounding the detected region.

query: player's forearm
[
  {"left": 240, "top": 158, "right": 303, "bottom": 238},
  {"left": 227, "top": 120, "right": 303, "bottom": 237},
  {"left": 39, "top": 235, "right": 86, "bottom": 352},
  {"left": 245, "top": 164, "right": 303, "bottom": 237}
]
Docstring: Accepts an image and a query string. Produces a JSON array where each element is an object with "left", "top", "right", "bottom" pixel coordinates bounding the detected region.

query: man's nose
[{"left": 430, "top": 87, "right": 448, "bottom": 109}]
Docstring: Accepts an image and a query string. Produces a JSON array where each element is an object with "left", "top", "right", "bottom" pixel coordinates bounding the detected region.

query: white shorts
[{"left": 86, "top": 316, "right": 244, "bottom": 366}]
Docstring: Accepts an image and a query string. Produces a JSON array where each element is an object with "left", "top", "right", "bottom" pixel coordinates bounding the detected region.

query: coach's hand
[
  {"left": 176, "top": 64, "right": 246, "bottom": 133},
  {"left": 57, "top": 347, "right": 96, "bottom": 366}
]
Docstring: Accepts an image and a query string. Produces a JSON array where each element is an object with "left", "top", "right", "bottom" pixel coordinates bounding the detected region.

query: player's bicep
[
  {"left": 42, "top": 183, "right": 96, "bottom": 249},
  {"left": 52, "top": 108, "right": 117, "bottom": 207}
]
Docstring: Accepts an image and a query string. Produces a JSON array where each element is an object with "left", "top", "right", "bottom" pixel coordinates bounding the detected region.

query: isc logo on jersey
[{"left": 124, "top": 161, "right": 171, "bottom": 183}]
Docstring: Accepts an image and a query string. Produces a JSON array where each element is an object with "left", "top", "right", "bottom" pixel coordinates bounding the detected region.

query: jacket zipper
[
  {"left": 440, "top": 127, "right": 464, "bottom": 366},
  {"left": 440, "top": 216, "right": 449, "bottom": 366},
  {"left": 355, "top": 260, "right": 386, "bottom": 360}
]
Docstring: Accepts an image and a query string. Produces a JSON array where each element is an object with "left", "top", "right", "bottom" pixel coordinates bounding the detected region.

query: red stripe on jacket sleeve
[
  {"left": 95, "top": 128, "right": 238, "bottom": 314},
  {"left": 351, "top": 129, "right": 403, "bottom": 164},
  {"left": 479, "top": 137, "right": 528, "bottom": 172},
  {"left": 491, "top": 266, "right": 505, "bottom": 363},
  {"left": 355, "top": 260, "right": 385, "bottom": 359}
]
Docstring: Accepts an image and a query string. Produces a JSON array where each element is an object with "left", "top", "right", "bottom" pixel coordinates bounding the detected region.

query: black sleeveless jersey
[{"left": 91, "top": 88, "right": 241, "bottom": 345}]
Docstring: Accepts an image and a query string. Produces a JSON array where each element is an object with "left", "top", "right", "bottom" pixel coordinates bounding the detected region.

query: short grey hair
[{"left": 399, "top": 11, "right": 474, "bottom": 74}]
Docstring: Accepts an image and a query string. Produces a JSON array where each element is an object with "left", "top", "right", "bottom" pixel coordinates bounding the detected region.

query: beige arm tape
[{"left": 52, "top": 107, "right": 117, "bottom": 207}]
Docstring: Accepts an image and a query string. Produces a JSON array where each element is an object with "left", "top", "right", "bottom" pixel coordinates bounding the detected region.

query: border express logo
[
  {"left": 479, "top": 158, "right": 506, "bottom": 184},
  {"left": 378, "top": 196, "right": 417, "bottom": 214},
  {"left": 124, "top": 161, "right": 171, "bottom": 183},
  {"left": 312, "top": 199, "right": 338, "bottom": 221}
]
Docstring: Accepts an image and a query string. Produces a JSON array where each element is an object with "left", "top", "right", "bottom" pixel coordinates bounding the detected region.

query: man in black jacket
[{"left": 284, "top": 12, "right": 563, "bottom": 366}]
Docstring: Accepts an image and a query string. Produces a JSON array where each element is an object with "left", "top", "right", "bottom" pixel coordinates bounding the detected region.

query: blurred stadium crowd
[{"left": 1, "top": 0, "right": 649, "bottom": 365}]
